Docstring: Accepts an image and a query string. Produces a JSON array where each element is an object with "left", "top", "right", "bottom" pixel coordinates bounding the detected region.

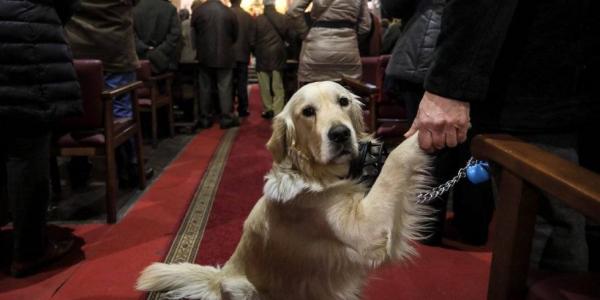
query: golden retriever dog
[{"left": 136, "top": 81, "right": 430, "bottom": 300}]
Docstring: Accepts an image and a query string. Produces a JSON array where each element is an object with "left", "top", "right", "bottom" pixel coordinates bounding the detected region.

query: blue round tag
[{"left": 466, "top": 162, "right": 490, "bottom": 184}]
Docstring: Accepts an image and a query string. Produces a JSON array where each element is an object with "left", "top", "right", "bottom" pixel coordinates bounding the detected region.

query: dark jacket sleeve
[
  {"left": 135, "top": 32, "right": 151, "bottom": 55},
  {"left": 53, "top": 0, "right": 80, "bottom": 24},
  {"left": 381, "top": 0, "right": 417, "bottom": 20},
  {"left": 248, "top": 16, "right": 256, "bottom": 52},
  {"left": 155, "top": 8, "right": 181, "bottom": 57},
  {"left": 423, "top": 0, "right": 519, "bottom": 103},
  {"left": 231, "top": 12, "right": 239, "bottom": 44}
]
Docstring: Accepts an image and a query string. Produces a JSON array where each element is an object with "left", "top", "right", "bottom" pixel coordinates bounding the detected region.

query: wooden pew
[{"left": 471, "top": 134, "right": 600, "bottom": 300}]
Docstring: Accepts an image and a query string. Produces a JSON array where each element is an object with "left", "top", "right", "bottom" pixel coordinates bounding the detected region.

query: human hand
[{"left": 404, "top": 91, "right": 470, "bottom": 153}]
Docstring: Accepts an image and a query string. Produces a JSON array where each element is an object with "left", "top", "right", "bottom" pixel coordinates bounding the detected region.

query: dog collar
[{"left": 347, "top": 141, "right": 388, "bottom": 188}]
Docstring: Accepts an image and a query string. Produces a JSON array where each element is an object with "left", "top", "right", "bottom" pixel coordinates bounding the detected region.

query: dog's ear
[
  {"left": 349, "top": 93, "right": 370, "bottom": 141},
  {"left": 267, "top": 116, "right": 289, "bottom": 163}
]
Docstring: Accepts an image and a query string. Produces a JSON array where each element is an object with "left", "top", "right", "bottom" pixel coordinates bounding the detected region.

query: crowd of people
[{"left": 1, "top": 0, "right": 598, "bottom": 282}]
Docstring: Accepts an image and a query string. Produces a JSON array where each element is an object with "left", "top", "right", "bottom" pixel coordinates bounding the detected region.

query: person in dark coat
[
  {"left": 0, "top": 0, "right": 81, "bottom": 277},
  {"left": 385, "top": 0, "right": 493, "bottom": 247},
  {"left": 133, "top": 0, "right": 181, "bottom": 73},
  {"left": 230, "top": 0, "right": 255, "bottom": 118},
  {"left": 402, "top": 0, "right": 599, "bottom": 272},
  {"left": 255, "top": 0, "right": 293, "bottom": 118},
  {"left": 191, "top": 0, "right": 239, "bottom": 129}
]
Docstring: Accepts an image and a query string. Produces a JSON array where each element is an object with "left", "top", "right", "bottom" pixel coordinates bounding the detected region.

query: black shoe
[
  {"left": 238, "top": 111, "right": 250, "bottom": 117},
  {"left": 10, "top": 238, "right": 74, "bottom": 278},
  {"left": 194, "top": 118, "right": 213, "bottom": 130},
  {"left": 261, "top": 111, "right": 274, "bottom": 119},
  {"left": 220, "top": 117, "right": 240, "bottom": 129}
]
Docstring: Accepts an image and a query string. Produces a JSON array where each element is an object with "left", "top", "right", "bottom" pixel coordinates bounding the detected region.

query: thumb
[{"left": 404, "top": 122, "right": 418, "bottom": 138}]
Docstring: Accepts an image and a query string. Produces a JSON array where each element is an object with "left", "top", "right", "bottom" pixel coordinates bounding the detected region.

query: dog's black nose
[{"left": 328, "top": 125, "right": 351, "bottom": 144}]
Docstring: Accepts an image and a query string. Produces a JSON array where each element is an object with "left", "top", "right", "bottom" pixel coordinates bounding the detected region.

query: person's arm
[
  {"left": 191, "top": 26, "right": 197, "bottom": 50},
  {"left": 231, "top": 13, "right": 239, "bottom": 45},
  {"left": 283, "top": 14, "right": 297, "bottom": 44},
  {"left": 154, "top": 8, "right": 182, "bottom": 58},
  {"left": 286, "top": 0, "right": 312, "bottom": 38},
  {"left": 53, "top": 0, "right": 80, "bottom": 24},
  {"left": 248, "top": 16, "right": 256, "bottom": 53},
  {"left": 135, "top": 32, "right": 153, "bottom": 56},
  {"left": 380, "top": 0, "right": 417, "bottom": 20},
  {"left": 406, "top": 0, "right": 519, "bottom": 152},
  {"left": 357, "top": 0, "right": 371, "bottom": 36}
]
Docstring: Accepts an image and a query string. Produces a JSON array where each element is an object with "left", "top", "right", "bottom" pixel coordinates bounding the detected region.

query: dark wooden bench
[{"left": 471, "top": 134, "right": 600, "bottom": 300}]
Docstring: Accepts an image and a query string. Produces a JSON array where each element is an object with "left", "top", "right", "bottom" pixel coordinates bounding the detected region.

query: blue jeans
[{"left": 104, "top": 72, "right": 136, "bottom": 118}]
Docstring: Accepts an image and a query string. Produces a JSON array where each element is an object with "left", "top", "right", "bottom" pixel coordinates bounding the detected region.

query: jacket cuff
[{"left": 424, "top": 68, "right": 489, "bottom": 103}]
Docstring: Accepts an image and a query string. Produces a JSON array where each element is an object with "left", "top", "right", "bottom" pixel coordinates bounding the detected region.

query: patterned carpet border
[{"left": 148, "top": 128, "right": 238, "bottom": 300}]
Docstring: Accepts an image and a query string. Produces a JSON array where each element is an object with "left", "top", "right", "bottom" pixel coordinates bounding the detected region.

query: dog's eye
[
  {"left": 302, "top": 106, "right": 316, "bottom": 117},
  {"left": 339, "top": 97, "right": 350, "bottom": 107}
]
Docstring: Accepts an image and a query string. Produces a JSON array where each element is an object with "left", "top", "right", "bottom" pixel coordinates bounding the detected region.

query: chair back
[
  {"left": 361, "top": 56, "right": 380, "bottom": 85},
  {"left": 136, "top": 60, "right": 152, "bottom": 98},
  {"left": 377, "top": 55, "right": 391, "bottom": 88},
  {"left": 136, "top": 60, "right": 152, "bottom": 81},
  {"left": 61, "top": 59, "right": 105, "bottom": 130}
]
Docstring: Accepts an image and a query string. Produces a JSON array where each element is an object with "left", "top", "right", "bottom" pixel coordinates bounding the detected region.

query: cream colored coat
[{"left": 288, "top": 0, "right": 371, "bottom": 83}]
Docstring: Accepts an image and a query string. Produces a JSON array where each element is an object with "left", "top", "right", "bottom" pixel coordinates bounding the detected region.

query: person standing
[
  {"left": 382, "top": 0, "right": 493, "bottom": 247},
  {"left": 230, "top": 0, "right": 255, "bottom": 118},
  {"left": 0, "top": 0, "right": 81, "bottom": 277},
  {"left": 134, "top": 0, "right": 182, "bottom": 73},
  {"left": 65, "top": 0, "right": 151, "bottom": 188},
  {"left": 403, "top": 0, "right": 599, "bottom": 272},
  {"left": 287, "top": 0, "right": 371, "bottom": 84},
  {"left": 191, "top": 0, "right": 240, "bottom": 129},
  {"left": 255, "top": 0, "right": 293, "bottom": 118}
]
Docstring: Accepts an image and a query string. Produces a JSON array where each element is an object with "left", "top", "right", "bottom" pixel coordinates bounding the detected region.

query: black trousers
[
  {"left": 233, "top": 62, "right": 249, "bottom": 114},
  {"left": 1, "top": 131, "right": 50, "bottom": 260},
  {"left": 198, "top": 66, "right": 233, "bottom": 120}
]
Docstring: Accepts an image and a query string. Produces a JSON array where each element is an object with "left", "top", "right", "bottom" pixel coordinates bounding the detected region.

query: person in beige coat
[{"left": 287, "top": 0, "right": 371, "bottom": 84}]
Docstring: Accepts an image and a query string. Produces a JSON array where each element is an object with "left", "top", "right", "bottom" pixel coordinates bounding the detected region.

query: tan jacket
[{"left": 288, "top": 0, "right": 371, "bottom": 83}]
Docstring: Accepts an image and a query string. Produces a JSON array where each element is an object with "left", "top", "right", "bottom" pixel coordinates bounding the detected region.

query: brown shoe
[{"left": 10, "top": 238, "right": 74, "bottom": 277}]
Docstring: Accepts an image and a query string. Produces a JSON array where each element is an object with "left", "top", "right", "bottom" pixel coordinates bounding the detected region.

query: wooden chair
[
  {"left": 471, "top": 134, "right": 600, "bottom": 300},
  {"left": 136, "top": 60, "right": 175, "bottom": 148},
  {"left": 342, "top": 56, "right": 409, "bottom": 144},
  {"left": 172, "top": 61, "right": 199, "bottom": 131},
  {"left": 54, "top": 59, "right": 146, "bottom": 224}
]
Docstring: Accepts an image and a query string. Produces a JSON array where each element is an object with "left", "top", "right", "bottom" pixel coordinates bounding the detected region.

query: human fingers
[
  {"left": 445, "top": 127, "right": 458, "bottom": 148},
  {"left": 457, "top": 122, "right": 470, "bottom": 144},
  {"left": 418, "top": 130, "right": 435, "bottom": 153},
  {"left": 430, "top": 125, "right": 446, "bottom": 150}
]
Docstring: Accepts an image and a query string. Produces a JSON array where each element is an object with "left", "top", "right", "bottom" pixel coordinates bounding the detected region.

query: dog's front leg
[{"left": 328, "top": 135, "right": 430, "bottom": 266}]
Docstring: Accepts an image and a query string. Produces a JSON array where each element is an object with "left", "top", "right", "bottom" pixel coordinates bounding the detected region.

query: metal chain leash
[{"left": 416, "top": 157, "right": 480, "bottom": 204}]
